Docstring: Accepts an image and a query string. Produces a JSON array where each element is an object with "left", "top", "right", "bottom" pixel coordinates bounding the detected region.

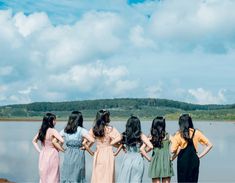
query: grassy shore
[{"left": 1, "top": 116, "right": 235, "bottom": 122}]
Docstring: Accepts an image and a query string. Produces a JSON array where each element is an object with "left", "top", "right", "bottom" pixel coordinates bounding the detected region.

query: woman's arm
[
  {"left": 140, "top": 143, "right": 151, "bottom": 162},
  {"left": 51, "top": 129, "right": 64, "bottom": 144},
  {"left": 52, "top": 137, "right": 65, "bottom": 152},
  {"left": 144, "top": 136, "right": 152, "bottom": 153},
  {"left": 81, "top": 137, "right": 95, "bottom": 150},
  {"left": 32, "top": 133, "right": 41, "bottom": 153},
  {"left": 113, "top": 144, "right": 123, "bottom": 157},
  {"left": 141, "top": 133, "right": 153, "bottom": 149},
  {"left": 82, "top": 140, "right": 94, "bottom": 156},
  {"left": 80, "top": 132, "right": 95, "bottom": 150},
  {"left": 110, "top": 131, "right": 122, "bottom": 146},
  {"left": 171, "top": 148, "right": 180, "bottom": 161},
  {"left": 83, "top": 133, "right": 95, "bottom": 144},
  {"left": 170, "top": 134, "right": 180, "bottom": 161},
  {"left": 110, "top": 136, "right": 122, "bottom": 146},
  {"left": 198, "top": 140, "right": 213, "bottom": 159}
]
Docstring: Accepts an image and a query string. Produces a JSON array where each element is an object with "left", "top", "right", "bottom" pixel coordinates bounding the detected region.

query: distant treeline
[{"left": 1, "top": 98, "right": 235, "bottom": 120}]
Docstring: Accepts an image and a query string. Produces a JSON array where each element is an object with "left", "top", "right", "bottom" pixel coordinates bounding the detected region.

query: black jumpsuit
[{"left": 177, "top": 129, "right": 200, "bottom": 183}]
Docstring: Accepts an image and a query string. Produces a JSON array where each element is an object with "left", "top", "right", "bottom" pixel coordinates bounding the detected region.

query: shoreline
[{"left": 0, "top": 118, "right": 235, "bottom": 123}]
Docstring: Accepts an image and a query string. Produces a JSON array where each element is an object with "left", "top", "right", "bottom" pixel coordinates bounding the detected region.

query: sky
[{"left": 0, "top": 0, "right": 235, "bottom": 106}]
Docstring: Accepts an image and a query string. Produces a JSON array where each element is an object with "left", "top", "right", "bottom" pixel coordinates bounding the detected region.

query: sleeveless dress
[
  {"left": 177, "top": 129, "right": 200, "bottom": 183},
  {"left": 148, "top": 133, "right": 174, "bottom": 179},
  {"left": 117, "top": 144, "right": 145, "bottom": 183},
  {"left": 60, "top": 127, "right": 88, "bottom": 183},
  {"left": 39, "top": 128, "right": 63, "bottom": 183},
  {"left": 90, "top": 126, "right": 120, "bottom": 183}
]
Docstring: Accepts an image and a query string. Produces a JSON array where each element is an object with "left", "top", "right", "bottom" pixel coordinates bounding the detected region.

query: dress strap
[{"left": 191, "top": 129, "right": 196, "bottom": 140}]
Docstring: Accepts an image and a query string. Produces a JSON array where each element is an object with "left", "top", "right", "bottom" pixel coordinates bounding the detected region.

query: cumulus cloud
[
  {"left": 129, "top": 25, "right": 155, "bottom": 48},
  {"left": 146, "top": 83, "right": 162, "bottom": 98},
  {"left": 113, "top": 80, "right": 138, "bottom": 95},
  {"left": 14, "top": 12, "right": 51, "bottom": 37},
  {"left": 0, "top": 0, "right": 235, "bottom": 105},
  {"left": 49, "top": 61, "right": 138, "bottom": 96},
  {"left": 188, "top": 88, "right": 226, "bottom": 104},
  {"left": 149, "top": 0, "right": 235, "bottom": 53},
  {"left": 18, "top": 85, "right": 38, "bottom": 94}
]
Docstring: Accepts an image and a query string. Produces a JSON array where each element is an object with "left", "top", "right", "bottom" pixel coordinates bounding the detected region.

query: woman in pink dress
[
  {"left": 32, "top": 113, "right": 64, "bottom": 183},
  {"left": 84, "top": 110, "right": 123, "bottom": 183}
]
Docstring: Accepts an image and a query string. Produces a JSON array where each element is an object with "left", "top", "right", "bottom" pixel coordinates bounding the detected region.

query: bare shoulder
[
  {"left": 49, "top": 128, "right": 57, "bottom": 133},
  {"left": 174, "top": 131, "right": 180, "bottom": 136}
]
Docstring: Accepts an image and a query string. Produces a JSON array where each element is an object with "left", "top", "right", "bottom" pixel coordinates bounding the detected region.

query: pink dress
[
  {"left": 39, "top": 128, "right": 64, "bottom": 183},
  {"left": 90, "top": 126, "right": 120, "bottom": 183}
]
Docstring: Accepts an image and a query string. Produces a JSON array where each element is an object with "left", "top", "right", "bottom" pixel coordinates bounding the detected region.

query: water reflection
[{"left": 0, "top": 121, "right": 234, "bottom": 182}]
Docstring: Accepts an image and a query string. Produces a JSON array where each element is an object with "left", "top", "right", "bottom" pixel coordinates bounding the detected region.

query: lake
[{"left": 0, "top": 120, "right": 235, "bottom": 183}]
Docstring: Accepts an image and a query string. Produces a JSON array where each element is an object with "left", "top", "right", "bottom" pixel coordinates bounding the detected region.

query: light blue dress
[
  {"left": 117, "top": 144, "right": 145, "bottom": 183},
  {"left": 60, "top": 127, "right": 88, "bottom": 183}
]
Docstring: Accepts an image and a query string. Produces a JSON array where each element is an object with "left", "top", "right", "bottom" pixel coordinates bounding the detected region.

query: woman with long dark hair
[
  {"left": 143, "top": 116, "right": 174, "bottom": 183},
  {"left": 32, "top": 113, "right": 64, "bottom": 183},
  {"left": 60, "top": 111, "right": 94, "bottom": 183},
  {"left": 113, "top": 115, "right": 153, "bottom": 183},
  {"left": 171, "top": 114, "right": 213, "bottom": 183},
  {"left": 84, "top": 109, "right": 122, "bottom": 183}
]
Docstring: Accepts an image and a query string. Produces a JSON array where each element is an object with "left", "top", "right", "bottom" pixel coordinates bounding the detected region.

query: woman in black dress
[{"left": 171, "top": 114, "right": 213, "bottom": 183}]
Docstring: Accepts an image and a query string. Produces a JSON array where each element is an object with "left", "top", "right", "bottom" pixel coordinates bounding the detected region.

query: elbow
[
  {"left": 209, "top": 143, "right": 213, "bottom": 150},
  {"left": 207, "top": 140, "right": 213, "bottom": 150},
  {"left": 171, "top": 149, "right": 176, "bottom": 154},
  {"left": 111, "top": 136, "right": 122, "bottom": 146},
  {"left": 139, "top": 148, "right": 144, "bottom": 154},
  {"left": 32, "top": 139, "right": 37, "bottom": 144},
  {"left": 117, "top": 135, "right": 122, "bottom": 143}
]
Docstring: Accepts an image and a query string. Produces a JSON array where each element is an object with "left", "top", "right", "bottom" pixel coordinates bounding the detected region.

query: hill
[{"left": 1, "top": 98, "right": 235, "bottom": 120}]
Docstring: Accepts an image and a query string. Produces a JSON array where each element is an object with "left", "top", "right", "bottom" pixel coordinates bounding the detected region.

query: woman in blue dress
[
  {"left": 113, "top": 115, "right": 153, "bottom": 183},
  {"left": 60, "top": 111, "right": 94, "bottom": 183}
]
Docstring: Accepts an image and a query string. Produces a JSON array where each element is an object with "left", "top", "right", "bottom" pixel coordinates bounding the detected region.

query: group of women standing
[{"left": 33, "top": 110, "right": 213, "bottom": 183}]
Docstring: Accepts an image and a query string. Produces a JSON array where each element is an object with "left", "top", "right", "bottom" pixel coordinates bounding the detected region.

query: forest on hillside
[{"left": 1, "top": 98, "right": 235, "bottom": 120}]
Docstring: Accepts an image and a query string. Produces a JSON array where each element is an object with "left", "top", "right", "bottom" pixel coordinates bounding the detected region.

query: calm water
[{"left": 0, "top": 120, "right": 235, "bottom": 183}]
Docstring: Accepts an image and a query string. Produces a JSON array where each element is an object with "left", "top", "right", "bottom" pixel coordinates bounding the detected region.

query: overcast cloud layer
[{"left": 0, "top": 0, "right": 235, "bottom": 105}]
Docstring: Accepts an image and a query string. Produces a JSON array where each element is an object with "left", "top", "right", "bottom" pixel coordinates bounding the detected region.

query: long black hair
[
  {"left": 150, "top": 116, "right": 166, "bottom": 148},
  {"left": 179, "top": 114, "right": 194, "bottom": 142},
  {"left": 37, "top": 113, "right": 56, "bottom": 143},
  {"left": 64, "top": 111, "right": 83, "bottom": 134},
  {"left": 93, "top": 109, "right": 110, "bottom": 137},
  {"left": 122, "top": 115, "right": 142, "bottom": 146}
]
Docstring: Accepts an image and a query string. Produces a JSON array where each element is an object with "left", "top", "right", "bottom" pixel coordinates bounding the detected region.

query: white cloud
[
  {"left": 113, "top": 80, "right": 138, "bottom": 95},
  {"left": 1, "top": 0, "right": 235, "bottom": 105},
  {"left": 146, "top": 84, "right": 162, "bottom": 98},
  {"left": 149, "top": 0, "right": 235, "bottom": 52},
  {"left": 49, "top": 61, "right": 138, "bottom": 95},
  {"left": 129, "top": 25, "right": 155, "bottom": 48},
  {"left": 14, "top": 12, "right": 51, "bottom": 37},
  {"left": 18, "top": 85, "right": 38, "bottom": 94},
  {"left": 188, "top": 88, "right": 226, "bottom": 104},
  {"left": 8, "top": 94, "right": 32, "bottom": 104}
]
